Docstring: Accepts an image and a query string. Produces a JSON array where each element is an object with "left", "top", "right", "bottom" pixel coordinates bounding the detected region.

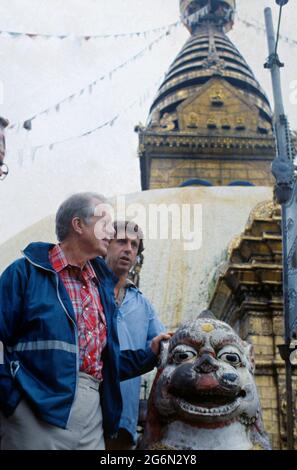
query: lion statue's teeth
[{"left": 139, "top": 310, "right": 271, "bottom": 451}]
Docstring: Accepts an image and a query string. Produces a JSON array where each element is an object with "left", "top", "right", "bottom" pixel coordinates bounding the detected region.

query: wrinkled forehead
[{"left": 170, "top": 319, "right": 244, "bottom": 352}]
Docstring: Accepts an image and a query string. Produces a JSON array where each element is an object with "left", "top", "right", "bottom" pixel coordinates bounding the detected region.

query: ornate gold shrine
[{"left": 209, "top": 200, "right": 297, "bottom": 450}]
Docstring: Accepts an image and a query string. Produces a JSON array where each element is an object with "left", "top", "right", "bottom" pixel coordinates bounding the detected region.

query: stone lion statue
[{"left": 139, "top": 310, "right": 271, "bottom": 450}]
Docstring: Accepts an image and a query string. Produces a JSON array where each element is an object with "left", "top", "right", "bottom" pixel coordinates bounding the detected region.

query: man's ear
[
  {"left": 158, "top": 340, "right": 170, "bottom": 369},
  {"left": 72, "top": 217, "right": 83, "bottom": 235}
]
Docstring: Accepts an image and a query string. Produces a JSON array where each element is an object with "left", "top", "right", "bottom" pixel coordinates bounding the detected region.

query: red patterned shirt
[{"left": 49, "top": 244, "right": 107, "bottom": 380}]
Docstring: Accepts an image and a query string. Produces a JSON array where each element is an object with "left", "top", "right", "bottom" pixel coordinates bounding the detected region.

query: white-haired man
[{"left": 0, "top": 192, "right": 170, "bottom": 450}]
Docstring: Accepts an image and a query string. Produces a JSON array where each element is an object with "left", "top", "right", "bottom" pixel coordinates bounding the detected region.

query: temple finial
[{"left": 180, "top": 0, "right": 236, "bottom": 34}]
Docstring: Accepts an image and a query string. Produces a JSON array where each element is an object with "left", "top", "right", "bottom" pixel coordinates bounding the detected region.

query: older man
[
  {"left": 0, "top": 193, "right": 169, "bottom": 450},
  {"left": 106, "top": 221, "right": 165, "bottom": 450}
]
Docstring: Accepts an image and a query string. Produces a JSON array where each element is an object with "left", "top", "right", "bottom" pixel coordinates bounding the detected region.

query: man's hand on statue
[{"left": 150, "top": 332, "right": 173, "bottom": 355}]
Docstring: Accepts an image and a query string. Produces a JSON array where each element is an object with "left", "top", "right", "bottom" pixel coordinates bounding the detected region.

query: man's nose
[
  {"left": 124, "top": 241, "right": 133, "bottom": 253},
  {"left": 194, "top": 354, "right": 219, "bottom": 374}
]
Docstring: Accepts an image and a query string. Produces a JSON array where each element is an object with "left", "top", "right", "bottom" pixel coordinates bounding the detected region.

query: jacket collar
[{"left": 22, "top": 242, "right": 56, "bottom": 271}]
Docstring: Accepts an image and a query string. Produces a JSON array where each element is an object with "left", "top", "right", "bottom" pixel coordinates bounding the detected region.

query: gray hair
[{"left": 55, "top": 192, "right": 105, "bottom": 242}]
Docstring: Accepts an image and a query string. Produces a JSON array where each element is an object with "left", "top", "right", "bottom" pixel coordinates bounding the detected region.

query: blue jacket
[{"left": 0, "top": 242, "right": 157, "bottom": 439}]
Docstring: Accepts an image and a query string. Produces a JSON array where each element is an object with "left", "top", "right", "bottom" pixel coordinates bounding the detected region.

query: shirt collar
[
  {"left": 50, "top": 244, "right": 98, "bottom": 282},
  {"left": 125, "top": 278, "right": 136, "bottom": 289},
  {"left": 125, "top": 278, "right": 142, "bottom": 293}
]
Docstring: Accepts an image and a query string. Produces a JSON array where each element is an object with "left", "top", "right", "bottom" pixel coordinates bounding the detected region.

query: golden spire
[
  {"left": 180, "top": 0, "right": 236, "bottom": 34},
  {"left": 135, "top": 0, "right": 274, "bottom": 191},
  {"left": 148, "top": 0, "right": 271, "bottom": 131}
]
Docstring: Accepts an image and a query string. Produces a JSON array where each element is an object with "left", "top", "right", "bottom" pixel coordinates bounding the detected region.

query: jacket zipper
[{"left": 22, "top": 254, "right": 79, "bottom": 426}]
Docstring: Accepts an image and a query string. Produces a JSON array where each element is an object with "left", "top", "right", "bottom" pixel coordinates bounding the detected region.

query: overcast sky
[{"left": 0, "top": 0, "right": 296, "bottom": 244}]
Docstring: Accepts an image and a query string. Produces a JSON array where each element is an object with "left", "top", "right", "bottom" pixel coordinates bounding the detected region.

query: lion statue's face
[{"left": 154, "top": 316, "right": 260, "bottom": 426}]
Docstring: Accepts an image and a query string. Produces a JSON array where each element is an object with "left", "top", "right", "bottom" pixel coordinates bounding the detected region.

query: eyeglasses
[{"left": 0, "top": 162, "right": 9, "bottom": 181}]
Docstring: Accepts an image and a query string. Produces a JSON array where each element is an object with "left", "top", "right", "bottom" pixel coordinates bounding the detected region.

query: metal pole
[
  {"left": 264, "top": 7, "right": 295, "bottom": 450},
  {"left": 264, "top": 8, "right": 287, "bottom": 160}
]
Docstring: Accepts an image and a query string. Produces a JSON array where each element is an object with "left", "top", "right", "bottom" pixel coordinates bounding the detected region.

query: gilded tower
[{"left": 136, "top": 0, "right": 275, "bottom": 190}]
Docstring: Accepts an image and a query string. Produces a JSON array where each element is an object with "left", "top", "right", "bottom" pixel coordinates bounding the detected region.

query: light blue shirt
[{"left": 117, "top": 284, "right": 164, "bottom": 442}]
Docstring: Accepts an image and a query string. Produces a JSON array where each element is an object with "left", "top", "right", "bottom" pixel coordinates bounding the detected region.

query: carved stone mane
[{"left": 139, "top": 311, "right": 271, "bottom": 450}]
